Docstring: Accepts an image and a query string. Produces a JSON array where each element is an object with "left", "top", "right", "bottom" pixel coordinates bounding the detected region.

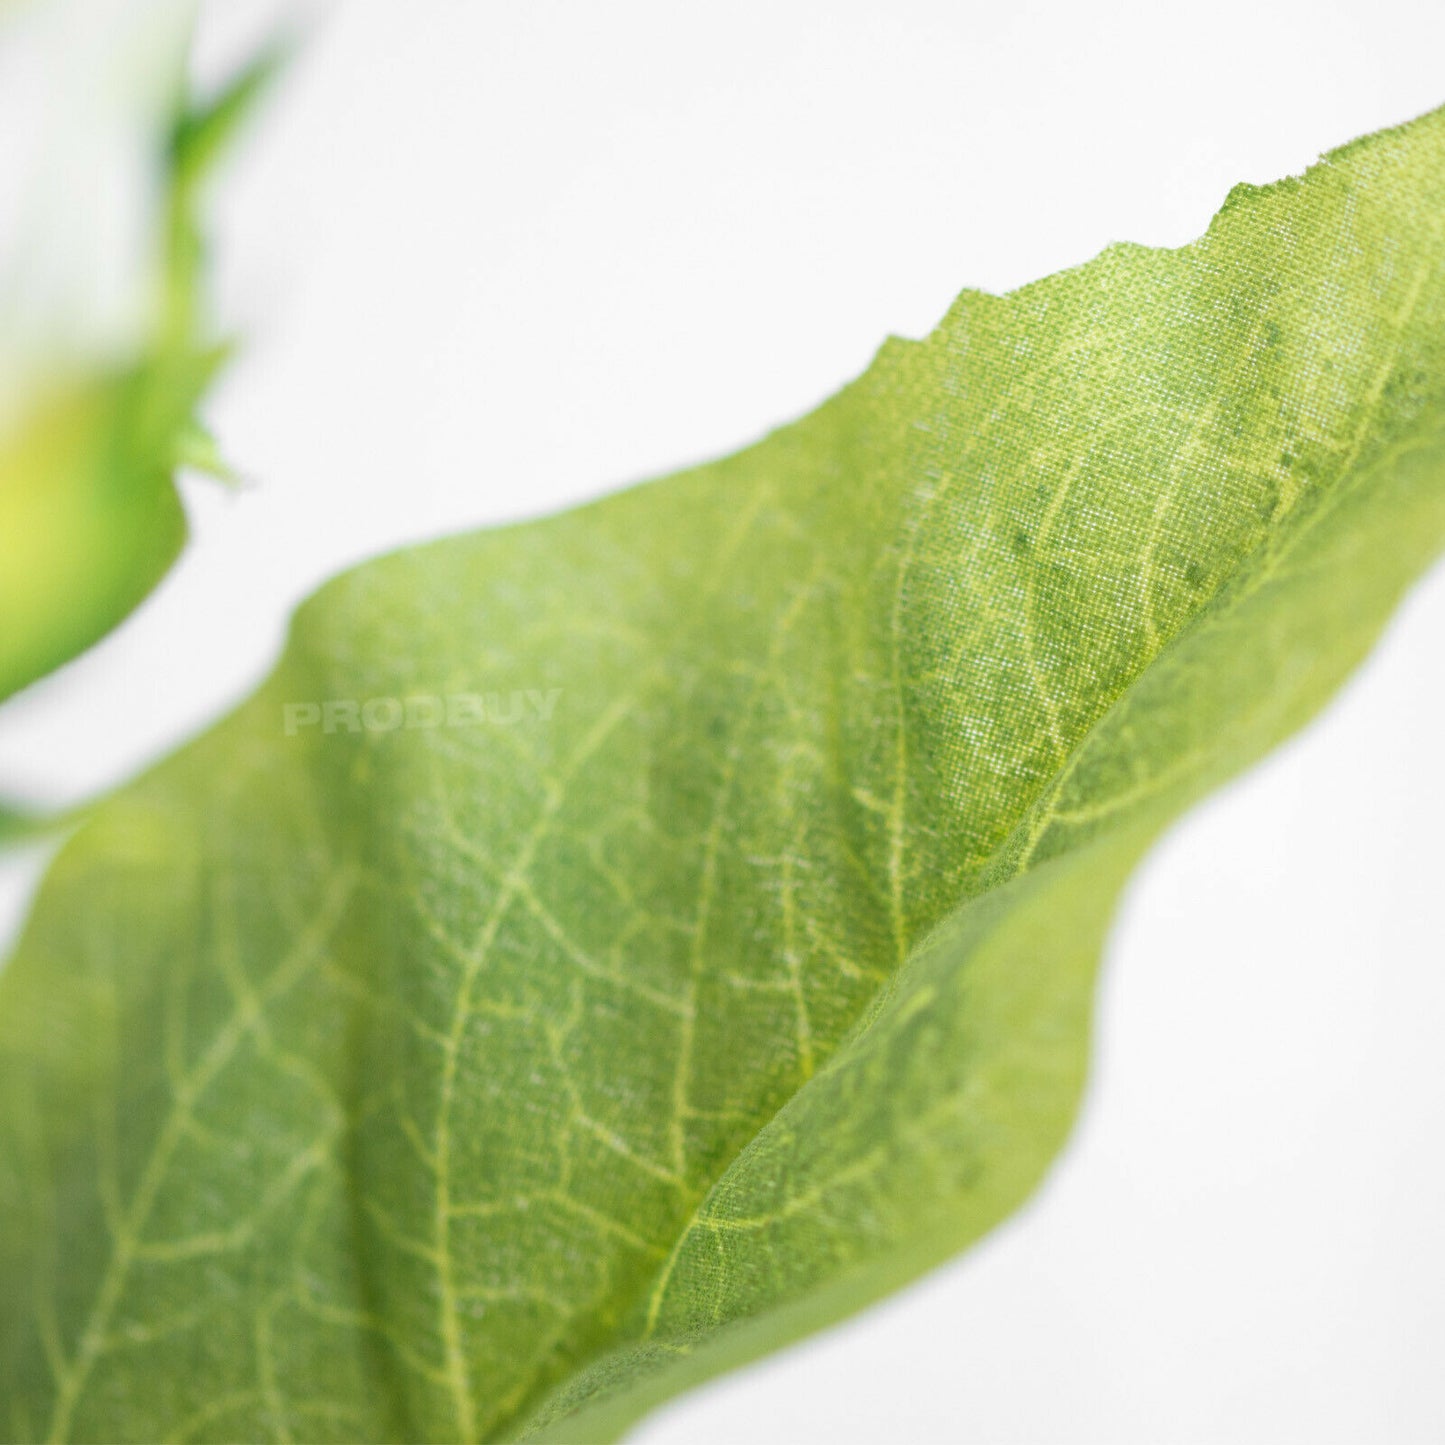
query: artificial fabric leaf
[
  {"left": 0, "top": 47, "right": 273, "bottom": 704},
  {"left": 2, "top": 106, "right": 1444, "bottom": 1444}
]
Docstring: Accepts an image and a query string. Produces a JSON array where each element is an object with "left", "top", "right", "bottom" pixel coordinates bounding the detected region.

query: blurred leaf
[
  {"left": 1, "top": 107, "right": 1443, "bottom": 1444},
  {"left": 0, "top": 46, "right": 273, "bottom": 704},
  {"left": 0, "top": 359, "right": 209, "bottom": 702},
  {"left": 0, "top": 801, "right": 43, "bottom": 846}
]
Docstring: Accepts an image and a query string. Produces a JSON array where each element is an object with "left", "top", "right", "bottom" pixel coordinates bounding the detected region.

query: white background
[{"left": 2, "top": 2, "right": 1444, "bottom": 1440}]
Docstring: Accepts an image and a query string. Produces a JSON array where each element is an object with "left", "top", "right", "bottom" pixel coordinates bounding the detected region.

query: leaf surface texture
[{"left": 2, "top": 108, "right": 1444, "bottom": 1444}]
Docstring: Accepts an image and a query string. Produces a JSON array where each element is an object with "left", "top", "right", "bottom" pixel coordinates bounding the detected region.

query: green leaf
[
  {"left": 0, "top": 801, "right": 63, "bottom": 847},
  {"left": 0, "top": 357, "right": 210, "bottom": 704},
  {"left": 0, "top": 48, "right": 273, "bottom": 704},
  {"left": 2, "top": 107, "right": 1444, "bottom": 1444}
]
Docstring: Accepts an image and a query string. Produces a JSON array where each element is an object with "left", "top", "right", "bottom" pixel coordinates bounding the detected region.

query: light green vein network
[{"left": 2, "top": 106, "right": 1444, "bottom": 1445}]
